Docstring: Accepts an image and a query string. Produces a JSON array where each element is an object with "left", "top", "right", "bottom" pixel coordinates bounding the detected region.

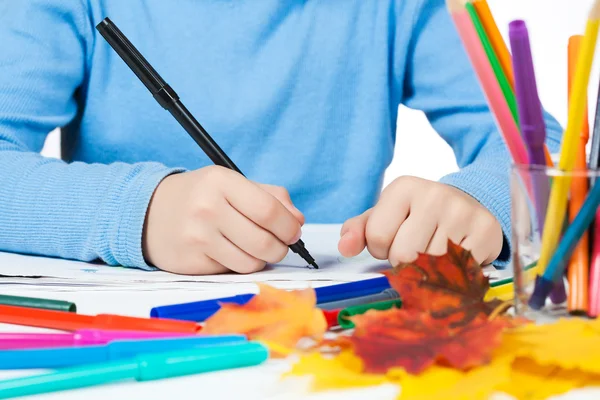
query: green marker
[
  {"left": 0, "top": 294, "right": 76, "bottom": 313},
  {"left": 0, "top": 342, "right": 268, "bottom": 399},
  {"left": 338, "top": 299, "right": 402, "bottom": 329}
]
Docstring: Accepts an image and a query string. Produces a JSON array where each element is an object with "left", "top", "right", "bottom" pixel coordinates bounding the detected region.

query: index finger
[{"left": 222, "top": 174, "right": 302, "bottom": 245}]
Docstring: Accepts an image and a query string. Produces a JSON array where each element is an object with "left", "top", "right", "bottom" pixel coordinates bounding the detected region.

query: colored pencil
[
  {"left": 588, "top": 65, "right": 600, "bottom": 317},
  {"left": 466, "top": 0, "right": 519, "bottom": 125},
  {"left": 529, "top": 179, "right": 600, "bottom": 310},
  {"left": 567, "top": 35, "right": 590, "bottom": 314},
  {"left": 532, "top": 0, "right": 600, "bottom": 305},
  {"left": 446, "top": 0, "right": 529, "bottom": 167}
]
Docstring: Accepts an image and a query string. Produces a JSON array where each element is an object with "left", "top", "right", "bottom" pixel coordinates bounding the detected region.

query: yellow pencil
[{"left": 537, "top": 0, "right": 600, "bottom": 276}]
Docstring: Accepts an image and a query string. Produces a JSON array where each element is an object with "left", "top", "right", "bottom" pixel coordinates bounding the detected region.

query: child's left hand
[{"left": 338, "top": 176, "right": 504, "bottom": 266}]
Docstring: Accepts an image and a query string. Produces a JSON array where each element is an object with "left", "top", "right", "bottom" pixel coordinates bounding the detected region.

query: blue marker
[
  {"left": 151, "top": 294, "right": 255, "bottom": 321},
  {"left": 315, "top": 276, "right": 391, "bottom": 304},
  {"left": 150, "top": 276, "right": 391, "bottom": 322},
  {"left": 529, "top": 181, "right": 600, "bottom": 310},
  {"left": 0, "top": 334, "right": 246, "bottom": 369}
]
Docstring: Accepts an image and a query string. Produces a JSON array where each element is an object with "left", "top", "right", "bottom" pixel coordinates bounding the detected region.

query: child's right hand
[{"left": 142, "top": 166, "right": 305, "bottom": 275}]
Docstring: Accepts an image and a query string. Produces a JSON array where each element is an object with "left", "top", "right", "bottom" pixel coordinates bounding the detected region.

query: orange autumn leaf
[
  {"left": 348, "top": 308, "right": 510, "bottom": 374},
  {"left": 385, "top": 240, "right": 503, "bottom": 327},
  {"left": 203, "top": 283, "right": 327, "bottom": 351}
]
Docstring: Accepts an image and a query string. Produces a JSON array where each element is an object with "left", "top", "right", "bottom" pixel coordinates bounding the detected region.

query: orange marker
[
  {"left": 0, "top": 305, "right": 202, "bottom": 333},
  {"left": 567, "top": 35, "right": 590, "bottom": 314}
]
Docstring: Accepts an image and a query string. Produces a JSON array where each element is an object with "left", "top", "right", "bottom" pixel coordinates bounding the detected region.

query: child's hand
[
  {"left": 338, "top": 176, "right": 503, "bottom": 266},
  {"left": 143, "top": 166, "right": 304, "bottom": 275}
]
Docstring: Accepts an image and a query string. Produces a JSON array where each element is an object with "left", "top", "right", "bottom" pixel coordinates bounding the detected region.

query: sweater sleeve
[
  {"left": 0, "top": 1, "right": 182, "bottom": 269},
  {"left": 396, "top": 0, "right": 563, "bottom": 266}
]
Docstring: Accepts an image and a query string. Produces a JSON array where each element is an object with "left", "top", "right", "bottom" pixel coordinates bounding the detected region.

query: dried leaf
[
  {"left": 348, "top": 308, "right": 510, "bottom": 374},
  {"left": 386, "top": 240, "right": 503, "bottom": 327},
  {"left": 388, "top": 356, "right": 512, "bottom": 400},
  {"left": 284, "top": 351, "right": 388, "bottom": 391},
  {"left": 203, "top": 283, "right": 327, "bottom": 352},
  {"left": 501, "top": 318, "right": 600, "bottom": 375},
  {"left": 499, "top": 358, "right": 600, "bottom": 400}
]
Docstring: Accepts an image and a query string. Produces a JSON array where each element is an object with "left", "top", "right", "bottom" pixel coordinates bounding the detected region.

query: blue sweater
[{"left": 0, "top": 0, "right": 562, "bottom": 270}]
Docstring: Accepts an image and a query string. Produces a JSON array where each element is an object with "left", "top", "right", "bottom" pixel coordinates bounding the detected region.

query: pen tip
[{"left": 310, "top": 261, "right": 319, "bottom": 270}]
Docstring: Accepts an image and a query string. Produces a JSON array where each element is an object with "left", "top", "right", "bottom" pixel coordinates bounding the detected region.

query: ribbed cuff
[
  {"left": 103, "top": 164, "right": 185, "bottom": 270},
  {"left": 439, "top": 166, "right": 511, "bottom": 268}
]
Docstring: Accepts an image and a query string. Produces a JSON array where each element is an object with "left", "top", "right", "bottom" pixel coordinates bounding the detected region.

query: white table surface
[{"left": 0, "top": 243, "right": 598, "bottom": 399}]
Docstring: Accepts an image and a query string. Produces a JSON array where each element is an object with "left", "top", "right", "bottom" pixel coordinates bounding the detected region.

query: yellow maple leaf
[
  {"left": 203, "top": 283, "right": 327, "bottom": 353},
  {"left": 387, "top": 356, "right": 512, "bottom": 400},
  {"left": 499, "top": 358, "right": 600, "bottom": 400},
  {"left": 284, "top": 351, "right": 388, "bottom": 391},
  {"left": 500, "top": 318, "right": 600, "bottom": 375}
]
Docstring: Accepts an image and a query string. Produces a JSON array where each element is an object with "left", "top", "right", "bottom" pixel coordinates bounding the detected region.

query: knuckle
[
  {"left": 256, "top": 201, "right": 280, "bottom": 226},
  {"left": 199, "top": 165, "right": 224, "bottom": 180},
  {"left": 365, "top": 223, "right": 389, "bottom": 251},
  {"left": 273, "top": 186, "right": 291, "bottom": 200},
  {"left": 480, "top": 215, "right": 501, "bottom": 236},
  {"left": 254, "top": 234, "right": 278, "bottom": 256},
  {"left": 392, "top": 175, "right": 420, "bottom": 189},
  {"left": 193, "top": 202, "right": 217, "bottom": 220},
  {"left": 182, "top": 228, "right": 209, "bottom": 248},
  {"left": 368, "top": 233, "right": 389, "bottom": 249}
]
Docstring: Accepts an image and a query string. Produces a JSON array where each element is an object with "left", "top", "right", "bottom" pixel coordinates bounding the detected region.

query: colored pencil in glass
[
  {"left": 588, "top": 62, "right": 600, "bottom": 317},
  {"left": 567, "top": 35, "right": 591, "bottom": 314},
  {"left": 531, "top": 0, "right": 600, "bottom": 306}
]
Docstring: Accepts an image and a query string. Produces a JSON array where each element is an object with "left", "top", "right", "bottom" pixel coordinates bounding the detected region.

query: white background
[{"left": 41, "top": 0, "right": 600, "bottom": 187}]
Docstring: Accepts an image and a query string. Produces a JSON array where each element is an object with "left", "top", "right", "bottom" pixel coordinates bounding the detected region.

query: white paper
[{"left": 0, "top": 224, "right": 510, "bottom": 288}]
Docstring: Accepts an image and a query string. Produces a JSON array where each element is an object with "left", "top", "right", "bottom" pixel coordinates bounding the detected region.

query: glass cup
[{"left": 510, "top": 164, "right": 600, "bottom": 322}]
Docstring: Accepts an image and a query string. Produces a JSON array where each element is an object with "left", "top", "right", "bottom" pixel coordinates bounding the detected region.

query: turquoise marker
[
  {"left": 0, "top": 334, "right": 247, "bottom": 369},
  {"left": 0, "top": 342, "right": 268, "bottom": 399}
]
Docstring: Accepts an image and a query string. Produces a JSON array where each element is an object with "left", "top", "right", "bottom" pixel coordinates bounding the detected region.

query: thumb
[{"left": 338, "top": 209, "right": 371, "bottom": 258}]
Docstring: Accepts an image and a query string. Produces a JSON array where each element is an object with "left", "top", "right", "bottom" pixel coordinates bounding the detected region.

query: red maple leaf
[
  {"left": 385, "top": 240, "right": 503, "bottom": 327},
  {"left": 348, "top": 308, "right": 510, "bottom": 374}
]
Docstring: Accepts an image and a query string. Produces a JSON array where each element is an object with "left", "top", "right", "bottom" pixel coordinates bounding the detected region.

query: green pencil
[{"left": 465, "top": 2, "right": 520, "bottom": 127}]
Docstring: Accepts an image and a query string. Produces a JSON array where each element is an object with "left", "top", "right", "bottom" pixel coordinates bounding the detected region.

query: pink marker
[{"left": 0, "top": 329, "right": 194, "bottom": 350}]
